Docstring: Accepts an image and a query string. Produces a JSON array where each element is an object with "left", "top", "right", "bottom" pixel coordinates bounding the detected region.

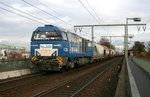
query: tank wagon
[{"left": 30, "top": 25, "right": 116, "bottom": 71}]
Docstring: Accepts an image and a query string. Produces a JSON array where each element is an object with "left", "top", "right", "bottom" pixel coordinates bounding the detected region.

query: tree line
[
  {"left": 131, "top": 41, "right": 150, "bottom": 59},
  {"left": 99, "top": 38, "right": 150, "bottom": 59}
]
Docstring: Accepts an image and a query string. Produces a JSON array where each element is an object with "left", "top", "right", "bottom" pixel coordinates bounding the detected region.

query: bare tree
[{"left": 98, "top": 37, "right": 115, "bottom": 50}]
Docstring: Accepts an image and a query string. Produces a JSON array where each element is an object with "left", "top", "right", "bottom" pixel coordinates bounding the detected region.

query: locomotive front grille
[{"left": 35, "top": 48, "right": 58, "bottom": 56}]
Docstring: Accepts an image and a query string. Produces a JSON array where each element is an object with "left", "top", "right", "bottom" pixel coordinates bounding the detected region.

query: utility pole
[
  {"left": 74, "top": 23, "right": 146, "bottom": 64},
  {"left": 125, "top": 17, "right": 142, "bottom": 64},
  {"left": 101, "top": 35, "right": 134, "bottom": 55},
  {"left": 91, "top": 26, "right": 94, "bottom": 44}
]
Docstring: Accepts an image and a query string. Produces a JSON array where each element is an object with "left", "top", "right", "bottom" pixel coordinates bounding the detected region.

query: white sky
[{"left": 0, "top": 0, "right": 150, "bottom": 51}]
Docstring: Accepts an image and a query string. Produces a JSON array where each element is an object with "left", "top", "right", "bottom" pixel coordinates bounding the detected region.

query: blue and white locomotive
[
  {"left": 30, "top": 25, "right": 117, "bottom": 71},
  {"left": 30, "top": 25, "right": 93, "bottom": 71}
]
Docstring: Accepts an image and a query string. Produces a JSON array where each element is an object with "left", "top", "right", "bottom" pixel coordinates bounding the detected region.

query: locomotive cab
[{"left": 30, "top": 25, "right": 69, "bottom": 71}]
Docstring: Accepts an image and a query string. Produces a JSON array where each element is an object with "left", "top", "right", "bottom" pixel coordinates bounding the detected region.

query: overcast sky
[{"left": 0, "top": 0, "right": 150, "bottom": 51}]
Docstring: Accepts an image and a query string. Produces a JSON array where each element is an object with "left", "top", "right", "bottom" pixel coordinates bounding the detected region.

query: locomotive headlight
[
  {"left": 36, "top": 51, "right": 41, "bottom": 56},
  {"left": 64, "top": 48, "right": 68, "bottom": 52}
]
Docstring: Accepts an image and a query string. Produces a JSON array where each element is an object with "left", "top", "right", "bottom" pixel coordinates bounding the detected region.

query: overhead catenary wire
[
  {"left": 33, "top": 0, "right": 61, "bottom": 16},
  {"left": 78, "top": 0, "right": 111, "bottom": 37},
  {"left": 0, "top": 6, "right": 45, "bottom": 24},
  {"left": 85, "top": 0, "right": 112, "bottom": 35},
  {"left": 32, "top": 0, "right": 92, "bottom": 39},
  {"left": 3, "top": 0, "right": 90, "bottom": 39},
  {"left": 33, "top": 0, "right": 98, "bottom": 38},
  {"left": 32, "top": 0, "right": 75, "bottom": 29},
  {"left": 78, "top": 0, "right": 100, "bottom": 24},
  {"left": 1, "top": 0, "right": 109, "bottom": 42},
  {"left": 0, "top": 1, "right": 50, "bottom": 24},
  {"left": 21, "top": 0, "right": 73, "bottom": 26},
  {"left": 85, "top": 0, "right": 103, "bottom": 23},
  {"left": 0, "top": 7, "right": 89, "bottom": 40},
  {"left": 31, "top": 0, "right": 105, "bottom": 40}
]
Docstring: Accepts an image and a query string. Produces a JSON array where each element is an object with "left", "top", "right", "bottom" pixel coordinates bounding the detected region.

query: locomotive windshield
[{"left": 32, "top": 31, "right": 61, "bottom": 41}]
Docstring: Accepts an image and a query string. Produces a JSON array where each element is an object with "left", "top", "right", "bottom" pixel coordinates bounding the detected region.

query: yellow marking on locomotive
[
  {"left": 31, "top": 56, "right": 37, "bottom": 61},
  {"left": 32, "top": 56, "right": 35, "bottom": 60},
  {"left": 56, "top": 57, "right": 63, "bottom": 64},
  {"left": 34, "top": 57, "right": 37, "bottom": 61},
  {"left": 58, "top": 56, "right": 63, "bottom": 61}
]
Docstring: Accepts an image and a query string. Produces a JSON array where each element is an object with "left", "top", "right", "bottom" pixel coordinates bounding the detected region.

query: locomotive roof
[
  {"left": 34, "top": 25, "right": 66, "bottom": 32},
  {"left": 34, "top": 25, "right": 90, "bottom": 41}
]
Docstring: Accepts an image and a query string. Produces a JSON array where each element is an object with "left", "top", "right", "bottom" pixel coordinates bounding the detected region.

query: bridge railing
[
  {"left": 0, "top": 58, "right": 31, "bottom": 72},
  {"left": 129, "top": 56, "right": 150, "bottom": 75},
  {"left": 115, "top": 58, "right": 141, "bottom": 97}
]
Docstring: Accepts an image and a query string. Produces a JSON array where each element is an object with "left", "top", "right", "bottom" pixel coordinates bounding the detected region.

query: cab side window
[{"left": 62, "top": 32, "right": 68, "bottom": 41}]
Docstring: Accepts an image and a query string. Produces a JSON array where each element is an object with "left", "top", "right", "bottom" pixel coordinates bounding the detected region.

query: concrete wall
[
  {"left": 0, "top": 69, "right": 37, "bottom": 80},
  {"left": 130, "top": 56, "right": 150, "bottom": 75}
]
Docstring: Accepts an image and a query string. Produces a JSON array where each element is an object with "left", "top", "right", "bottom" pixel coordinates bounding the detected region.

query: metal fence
[
  {"left": 130, "top": 56, "right": 150, "bottom": 75},
  {"left": 0, "top": 58, "right": 31, "bottom": 72}
]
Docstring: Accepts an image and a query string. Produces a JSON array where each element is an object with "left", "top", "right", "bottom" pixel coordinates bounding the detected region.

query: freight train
[{"left": 30, "top": 25, "right": 116, "bottom": 71}]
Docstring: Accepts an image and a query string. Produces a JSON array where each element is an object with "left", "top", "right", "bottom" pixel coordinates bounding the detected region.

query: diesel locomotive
[{"left": 30, "top": 25, "right": 116, "bottom": 71}]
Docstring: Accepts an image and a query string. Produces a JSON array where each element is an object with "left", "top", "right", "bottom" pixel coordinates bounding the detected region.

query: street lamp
[
  {"left": 127, "top": 17, "right": 141, "bottom": 22},
  {"left": 133, "top": 17, "right": 141, "bottom": 22},
  {"left": 125, "top": 17, "right": 141, "bottom": 64}
]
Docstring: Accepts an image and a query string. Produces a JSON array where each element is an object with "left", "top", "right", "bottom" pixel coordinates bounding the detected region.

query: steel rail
[
  {"left": 0, "top": 74, "right": 46, "bottom": 92},
  {"left": 31, "top": 58, "right": 120, "bottom": 97},
  {"left": 31, "top": 69, "right": 90, "bottom": 97},
  {"left": 0, "top": 73, "right": 41, "bottom": 84},
  {"left": 71, "top": 63, "right": 113, "bottom": 97}
]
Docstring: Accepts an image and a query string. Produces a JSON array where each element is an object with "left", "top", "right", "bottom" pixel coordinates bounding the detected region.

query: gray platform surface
[{"left": 128, "top": 59, "right": 150, "bottom": 97}]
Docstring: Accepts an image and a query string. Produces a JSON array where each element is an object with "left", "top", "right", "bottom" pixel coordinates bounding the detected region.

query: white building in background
[
  {"left": 0, "top": 49, "right": 7, "bottom": 59},
  {"left": 0, "top": 44, "right": 28, "bottom": 59}
]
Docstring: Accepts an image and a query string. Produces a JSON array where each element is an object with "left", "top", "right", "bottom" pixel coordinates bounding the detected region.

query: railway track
[
  {"left": 0, "top": 57, "right": 122, "bottom": 97},
  {"left": 0, "top": 73, "right": 41, "bottom": 84},
  {"left": 31, "top": 57, "right": 121, "bottom": 97},
  {"left": 0, "top": 73, "right": 46, "bottom": 92}
]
